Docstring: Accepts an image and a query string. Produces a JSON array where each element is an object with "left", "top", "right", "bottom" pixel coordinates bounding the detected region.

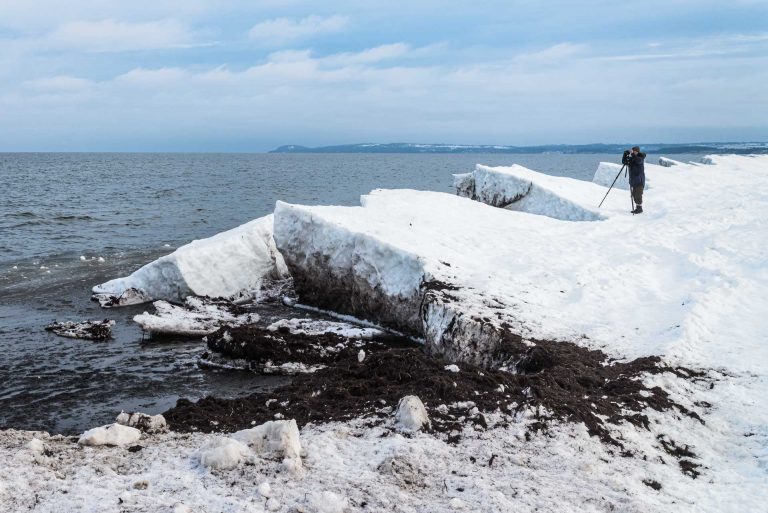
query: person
[{"left": 622, "top": 146, "right": 646, "bottom": 214}]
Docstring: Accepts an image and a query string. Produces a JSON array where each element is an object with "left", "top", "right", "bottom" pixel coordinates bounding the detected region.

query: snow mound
[
  {"left": 116, "top": 412, "right": 167, "bottom": 433},
  {"left": 455, "top": 164, "right": 606, "bottom": 221},
  {"left": 78, "top": 423, "right": 141, "bottom": 446},
  {"left": 133, "top": 296, "right": 259, "bottom": 336},
  {"left": 267, "top": 318, "right": 383, "bottom": 339},
  {"left": 198, "top": 437, "right": 250, "bottom": 470},
  {"left": 396, "top": 395, "right": 431, "bottom": 431},
  {"left": 93, "top": 214, "right": 289, "bottom": 304}
]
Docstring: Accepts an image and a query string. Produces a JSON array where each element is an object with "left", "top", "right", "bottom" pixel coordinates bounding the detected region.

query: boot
[{"left": 631, "top": 206, "right": 643, "bottom": 214}]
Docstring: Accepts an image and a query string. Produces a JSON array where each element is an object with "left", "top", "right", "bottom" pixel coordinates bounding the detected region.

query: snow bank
[
  {"left": 454, "top": 164, "right": 606, "bottom": 221},
  {"left": 133, "top": 296, "right": 259, "bottom": 336},
  {"left": 78, "top": 423, "right": 141, "bottom": 446},
  {"left": 93, "top": 214, "right": 289, "bottom": 304}
]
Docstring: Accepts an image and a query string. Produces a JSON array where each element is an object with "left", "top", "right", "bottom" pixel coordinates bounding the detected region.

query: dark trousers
[{"left": 631, "top": 185, "right": 644, "bottom": 206}]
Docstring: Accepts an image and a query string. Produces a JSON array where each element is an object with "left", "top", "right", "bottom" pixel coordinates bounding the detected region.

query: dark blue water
[{"left": 0, "top": 152, "right": 699, "bottom": 433}]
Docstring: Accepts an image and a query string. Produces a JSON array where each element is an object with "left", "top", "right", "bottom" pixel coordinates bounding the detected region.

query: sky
[{"left": 0, "top": 0, "right": 766, "bottom": 152}]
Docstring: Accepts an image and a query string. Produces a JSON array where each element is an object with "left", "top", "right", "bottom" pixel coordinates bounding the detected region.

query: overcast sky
[{"left": 1, "top": 0, "right": 766, "bottom": 151}]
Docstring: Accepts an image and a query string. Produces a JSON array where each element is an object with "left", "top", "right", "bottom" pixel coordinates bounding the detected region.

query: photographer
[{"left": 622, "top": 146, "right": 646, "bottom": 214}]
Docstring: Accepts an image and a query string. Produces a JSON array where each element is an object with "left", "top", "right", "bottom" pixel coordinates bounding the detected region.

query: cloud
[
  {"left": 46, "top": 19, "right": 205, "bottom": 52},
  {"left": 23, "top": 75, "right": 94, "bottom": 91},
  {"left": 248, "top": 15, "right": 348, "bottom": 46}
]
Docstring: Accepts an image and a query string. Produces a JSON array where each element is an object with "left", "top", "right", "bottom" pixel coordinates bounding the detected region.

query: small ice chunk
[
  {"left": 233, "top": 419, "right": 302, "bottom": 460},
  {"left": 266, "top": 498, "right": 281, "bottom": 512},
  {"left": 78, "top": 423, "right": 141, "bottom": 446},
  {"left": 27, "top": 438, "right": 45, "bottom": 454},
  {"left": 358, "top": 349, "right": 366, "bottom": 362},
  {"left": 97, "top": 257, "right": 105, "bottom": 262},
  {"left": 80, "top": 255, "right": 87, "bottom": 261},
  {"left": 445, "top": 364, "right": 460, "bottom": 373},
  {"left": 115, "top": 411, "right": 167, "bottom": 433},
  {"left": 308, "top": 491, "right": 349, "bottom": 513},
  {"left": 396, "top": 395, "right": 431, "bottom": 432},
  {"left": 258, "top": 481, "right": 271, "bottom": 497},
  {"left": 45, "top": 320, "right": 115, "bottom": 340},
  {"left": 198, "top": 437, "right": 250, "bottom": 470}
]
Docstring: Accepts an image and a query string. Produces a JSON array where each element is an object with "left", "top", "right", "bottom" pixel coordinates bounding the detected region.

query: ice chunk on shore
[
  {"left": 232, "top": 419, "right": 302, "bottom": 460},
  {"left": 198, "top": 437, "right": 250, "bottom": 470},
  {"left": 116, "top": 412, "right": 167, "bottom": 433},
  {"left": 267, "top": 318, "right": 383, "bottom": 339},
  {"left": 455, "top": 164, "right": 607, "bottom": 221},
  {"left": 396, "top": 396, "right": 430, "bottom": 431},
  {"left": 593, "top": 161, "right": 660, "bottom": 190},
  {"left": 78, "top": 423, "right": 141, "bottom": 446},
  {"left": 93, "top": 214, "right": 289, "bottom": 304},
  {"left": 133, "top": 296, "right": 259, "bottom": 336}
]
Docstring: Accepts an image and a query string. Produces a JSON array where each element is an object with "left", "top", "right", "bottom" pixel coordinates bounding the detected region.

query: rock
[
  {"left": 396, "top": 395, "right": 431, "bottom": 431},
  {"left": 78, "top": 424, "right": 141, "bottom": 446},
  {"left": 198, "top": 437, "right": 250, "bottom": 470}
]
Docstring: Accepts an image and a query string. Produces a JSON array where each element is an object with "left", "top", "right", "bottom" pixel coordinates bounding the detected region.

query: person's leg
[{"left": 632, "top": 185, "right": 644, "bottom": 212}]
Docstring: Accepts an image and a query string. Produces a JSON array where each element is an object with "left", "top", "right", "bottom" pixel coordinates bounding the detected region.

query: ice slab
[
  {"left": 93, "top": 215, "right": 289, "bottom": 304},
  {"left": 455, "top": 164, "right": 609, "bottom": 221}
]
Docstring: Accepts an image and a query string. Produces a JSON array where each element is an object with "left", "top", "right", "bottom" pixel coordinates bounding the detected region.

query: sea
[{"left": 0, "top": 152, "right": 703, "bottom": 433}]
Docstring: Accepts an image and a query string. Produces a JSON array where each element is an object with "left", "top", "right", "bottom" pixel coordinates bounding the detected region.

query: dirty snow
[
  {"left": 133, "top": 296, "right": 260, "bottom": 336},
  {"left": 267, "top": 318, "right": 384, "bottom": 339}
]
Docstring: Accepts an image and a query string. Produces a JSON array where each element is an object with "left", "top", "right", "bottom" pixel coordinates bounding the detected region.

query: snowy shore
[{"left": 3, "top": 155, "right": 767, "bottom": 512}]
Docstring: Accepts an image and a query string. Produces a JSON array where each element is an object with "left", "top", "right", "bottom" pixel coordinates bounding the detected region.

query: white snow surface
[{"left": 93, "top": 214, "right": 289, "bottom": 303}]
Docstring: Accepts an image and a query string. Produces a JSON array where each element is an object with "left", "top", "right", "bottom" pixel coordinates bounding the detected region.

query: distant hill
[{"left": 271, "top": 142, "right": 768, "bottom": 154}]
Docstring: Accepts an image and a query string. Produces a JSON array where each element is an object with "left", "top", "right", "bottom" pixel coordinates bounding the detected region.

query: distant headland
[{"left": 271, "top": 142, "right": 768, "bottom": 154}]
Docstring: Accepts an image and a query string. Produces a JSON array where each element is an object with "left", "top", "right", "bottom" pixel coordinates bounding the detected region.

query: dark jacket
[{"left": 622, "top": 151, "right": 646, "bottom": 187}]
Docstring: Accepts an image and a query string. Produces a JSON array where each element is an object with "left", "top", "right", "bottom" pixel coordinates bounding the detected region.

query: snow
[
  {"left": 445, "top": 364, "right": 460, "bottom": 373},
  {"left": 396, "top": 395, "right": 431, "bottom": 431},
  {"left": 455, "top": 164, "right": 608, "bottom": 221},
  {"left": 133, "top": 296, "right": 260, "bottom": 336},
  {"left": 198, "top": 437, "right": 250, "bottom": 470},
  {"left": 267, "top": 318, "right": 383, "bottom": 339},
  {"left": 77, "top": 423, "right": 141, "bottom": 446},
  {"left": 93, "top": 214, "right": 289, "bottom": 304},
  {"left": 232, "top": 420, "right": 302, "bottom": 461}
]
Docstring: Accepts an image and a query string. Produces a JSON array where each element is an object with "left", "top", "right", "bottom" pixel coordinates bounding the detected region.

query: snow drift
[{"left": 93, "top": 215, "right": 289, "bottom": 304}]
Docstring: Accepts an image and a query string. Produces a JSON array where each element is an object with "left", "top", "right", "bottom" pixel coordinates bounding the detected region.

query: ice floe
[
  {"left": 133, "top": 296, "right": 259, "bottom": 336},
  {"left": 78, "top": 423, "right": 141, "bottom": 446}
]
